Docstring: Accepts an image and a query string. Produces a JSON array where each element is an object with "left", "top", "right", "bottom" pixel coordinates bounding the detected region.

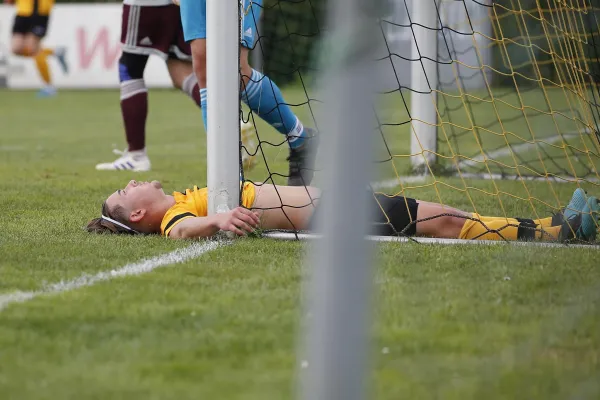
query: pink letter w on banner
[{"left": 77, "top": 27, "right": 121, "bottom": 69}]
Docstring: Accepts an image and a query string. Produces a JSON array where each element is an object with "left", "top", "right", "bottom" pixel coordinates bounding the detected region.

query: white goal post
[
  {"left": 410, "top": 0, "right": 439, "bottom": 170},
  {"left": 206, "top": 0, "right": 241, "bottom": 216},
  {"left": 407, "top": 0, "right": 494, "bottom": 172},
  {"left": 298, "top": 0, "right": 385, "bottom": 399}
]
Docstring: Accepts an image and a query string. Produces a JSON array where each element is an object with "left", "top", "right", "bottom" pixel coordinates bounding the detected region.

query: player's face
[{"left": 105, "top": 180, "right": 165, "bottom": 215}]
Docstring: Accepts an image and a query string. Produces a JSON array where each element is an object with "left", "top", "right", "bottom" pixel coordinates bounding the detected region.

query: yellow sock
[
  {"left": 459, "top": 214, "right": 561, "bottom": 241},
  {"left": 537, "top": 225, "right": 561, "bottom": 241},
  {"left": 34, "top": 48, "right": 54, "bottom": 85},
  {"left": 535, "top": 217, "right": 553, "bottom": 228}
]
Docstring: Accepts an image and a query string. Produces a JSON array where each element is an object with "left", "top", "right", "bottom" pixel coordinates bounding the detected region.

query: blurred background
[{"left": 2, "top": 0, "right": 597, "bottom": 89}]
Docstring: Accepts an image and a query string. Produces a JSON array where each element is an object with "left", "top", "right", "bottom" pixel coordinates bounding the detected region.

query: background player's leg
[
  {"left": 24, "top": 16, "right": 69, "bottom": 97},
  {"left": 11, "top": 16, "right": 39, "bottom": 57},
  {"left": 166, "top": 58, "right": 201, "bottom": 107},
  {"left": 10, "top": 33, "right": 29, "bottom": 56},
  {"left": 184, "top": 37, "right": 258, "bottom": 170},
  {"left": 239, "top": 49, "right": 317, "bottom": 186},
  {"left": 12, "top": 32, "right": 51, "bottom": 94},
  {"left": 96, "top": 52, "right": 151, "bottom": 171},
  {"left": 238, "top": 0, "right": 317, "bottom": 186},
  {"left": 21, "top": 34, "right": 54, "bottom": 96},
  {"left": 179, "top": 0, "right": 208, "bottom": 128},
  {"left": 119, "top": 53, "right": 148, "bottom": 153},
  {"left": 239, "top": 48, "right": 307, "bottom": 149},
  {"left": 189, "top": 39, "right": 208, "bottom": 129},
  {"left": 18, "top": 33, "right": 41, "bottom": 58}
]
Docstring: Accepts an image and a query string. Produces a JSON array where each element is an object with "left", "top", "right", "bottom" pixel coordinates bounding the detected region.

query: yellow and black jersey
[
  {"left": 15, "top": 0, "right": 55, "bottom": 17},
  {"left": 160, "top": 183, "right": 256, "bottom": 237}
]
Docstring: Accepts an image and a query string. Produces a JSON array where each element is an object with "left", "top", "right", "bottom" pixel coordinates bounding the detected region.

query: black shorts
[
  {"left": 120, "top": 5, "right": 191, "bottom": 61},
  {"left": 308, "top": 193, "right": 419, "bottom": 236},
  {"left": 371, "top": 193, "right": 418, "bottom": 236},
  {"left": 12, "top": 15, "right": 50, "bottom": 38}
]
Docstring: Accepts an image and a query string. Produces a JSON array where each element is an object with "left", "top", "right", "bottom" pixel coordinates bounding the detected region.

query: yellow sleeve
[
  {"left": 39, "top": 0, "right": 55, "bottom": 16},
  {"left": 161, "top": 205, "right": 197, "bottom": 237},
  {"left": 16, "top": 0, "right": 34, "bottom": 16},
  {"left": 241, "top": 182, "right": 256, "bottom": 209}
]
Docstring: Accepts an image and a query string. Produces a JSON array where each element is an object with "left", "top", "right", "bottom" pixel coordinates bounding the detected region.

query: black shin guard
[{"left": 515, "top": 218, "right": 536, "bottom": 241}]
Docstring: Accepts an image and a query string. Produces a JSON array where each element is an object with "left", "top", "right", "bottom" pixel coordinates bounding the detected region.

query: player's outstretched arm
[{"left": 169, "top": 207, "right": 260, "bottom": 239}]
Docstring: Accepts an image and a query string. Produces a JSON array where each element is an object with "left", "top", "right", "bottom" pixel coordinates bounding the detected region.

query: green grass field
[{"left": 1, "top": 88, "right": 599, "bottom": 400}]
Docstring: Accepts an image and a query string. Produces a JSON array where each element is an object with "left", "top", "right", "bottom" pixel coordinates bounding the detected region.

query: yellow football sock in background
[{"left": 34, "top": 48, "right": 54, "bottom": 85}]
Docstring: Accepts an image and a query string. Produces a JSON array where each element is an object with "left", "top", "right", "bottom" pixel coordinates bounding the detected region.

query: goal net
[{"left": 240, "top": 0, "right": 600, "bottom": 242}]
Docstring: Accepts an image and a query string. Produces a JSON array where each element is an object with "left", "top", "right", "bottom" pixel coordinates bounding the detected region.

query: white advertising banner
[{"left": 0, "top": 4, "right": 173, "bottom": 89}]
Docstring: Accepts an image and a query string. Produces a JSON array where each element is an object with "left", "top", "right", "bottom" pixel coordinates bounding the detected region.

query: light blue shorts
[{"left": 180, "top": 0, "right": 262, "bottom": 48}]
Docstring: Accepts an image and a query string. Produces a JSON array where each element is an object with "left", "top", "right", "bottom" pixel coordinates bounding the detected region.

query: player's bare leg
[
  {"left": 251, "top": 186, "right": 465, "bottom": 236},
  {"left": 10, "top": 32, "right": 32, "bottom": 56},
  {"left": 253, "top": 185, "right": 599, "bottom": 242},
  {"left": 412, "top": 190, "right": 598, "bottom": 241},
  {"left": 190, "top": 38, "right": 208, "bottom": 129},
  {"left": 252, "top": 184, "right": 320, "bottom": 231},
  {"left": 381, "top": 197, "right": 556, "bottom": 240},
  {"left": 411, "top": 201, "right": 470, "bottom": 238},
  {"left": 190, "top": 39, "right": 207, "bottom": 89}
]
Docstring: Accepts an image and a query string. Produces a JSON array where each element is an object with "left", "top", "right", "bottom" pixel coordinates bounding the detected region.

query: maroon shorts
[{"left": 120, "top": 4, "right": 191, "bottom": 61}]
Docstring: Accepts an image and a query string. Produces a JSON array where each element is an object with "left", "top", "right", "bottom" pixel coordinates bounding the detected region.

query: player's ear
[{"left": 130, "top": 208, "right": 146, "bottom": 223}]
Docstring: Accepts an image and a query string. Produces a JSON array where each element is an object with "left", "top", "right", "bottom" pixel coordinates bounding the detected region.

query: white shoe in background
[{"left": 95, "top": 149, "right": 151, "bottom": 171}]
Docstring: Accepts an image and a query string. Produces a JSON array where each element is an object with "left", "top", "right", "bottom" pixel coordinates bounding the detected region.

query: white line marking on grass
[
  {"left": 372, "top": 172, "right": 600, "bottom": 189},
  {"left": 456, "top": 131, "right": 588, "bottom": 170},
  {"left": 0, "top": 145, "right": 25, "bottom": 152},
  {"left": 371, "top": 176, "right": 428, "bottom": 190},
  {"left": 370, "top": 129, "right": 598, "bottom": 188},
  {"left": 0, "top": 240, "right": 225, "bottom": 312},
  {"left": 454, "top": 171, "right": 600, "bottom": 183}
]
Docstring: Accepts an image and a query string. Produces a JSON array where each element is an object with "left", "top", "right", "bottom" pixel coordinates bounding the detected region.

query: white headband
[{"left": 101, "top": 214, "right": 139, "bottom": 234}]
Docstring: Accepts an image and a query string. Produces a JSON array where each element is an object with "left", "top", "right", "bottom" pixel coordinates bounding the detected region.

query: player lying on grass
[{"left": 87, "top": 180, "right": 599, "bottom": 242}]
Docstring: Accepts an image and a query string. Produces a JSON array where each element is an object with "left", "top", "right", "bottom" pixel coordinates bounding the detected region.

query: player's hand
[
  {"left": 215, "top": 207, "right": 260, "bottom": 236},
  {"left": 172, "top": 0, "right": 180, "bottom": 6},
  {"left": 4, "top": 0, "right": 15, "bottom": 5}
]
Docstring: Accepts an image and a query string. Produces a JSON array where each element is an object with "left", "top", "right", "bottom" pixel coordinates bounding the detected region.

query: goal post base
[{"left": 262, "top": 231, "right": 600, "bottom": 250}]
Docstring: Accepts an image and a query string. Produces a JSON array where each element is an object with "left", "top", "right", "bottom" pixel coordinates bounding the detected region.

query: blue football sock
[
  {"left": 200, "top": 87, "right": 208, "bottom": 131},
  {"left": 242, "top": 69, "right": 306, "bottom": 149}
]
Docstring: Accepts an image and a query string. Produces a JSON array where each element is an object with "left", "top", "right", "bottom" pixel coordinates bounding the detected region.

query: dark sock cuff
[{"left": 516, "top": 218, "right": 536, "bottom": 241}]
